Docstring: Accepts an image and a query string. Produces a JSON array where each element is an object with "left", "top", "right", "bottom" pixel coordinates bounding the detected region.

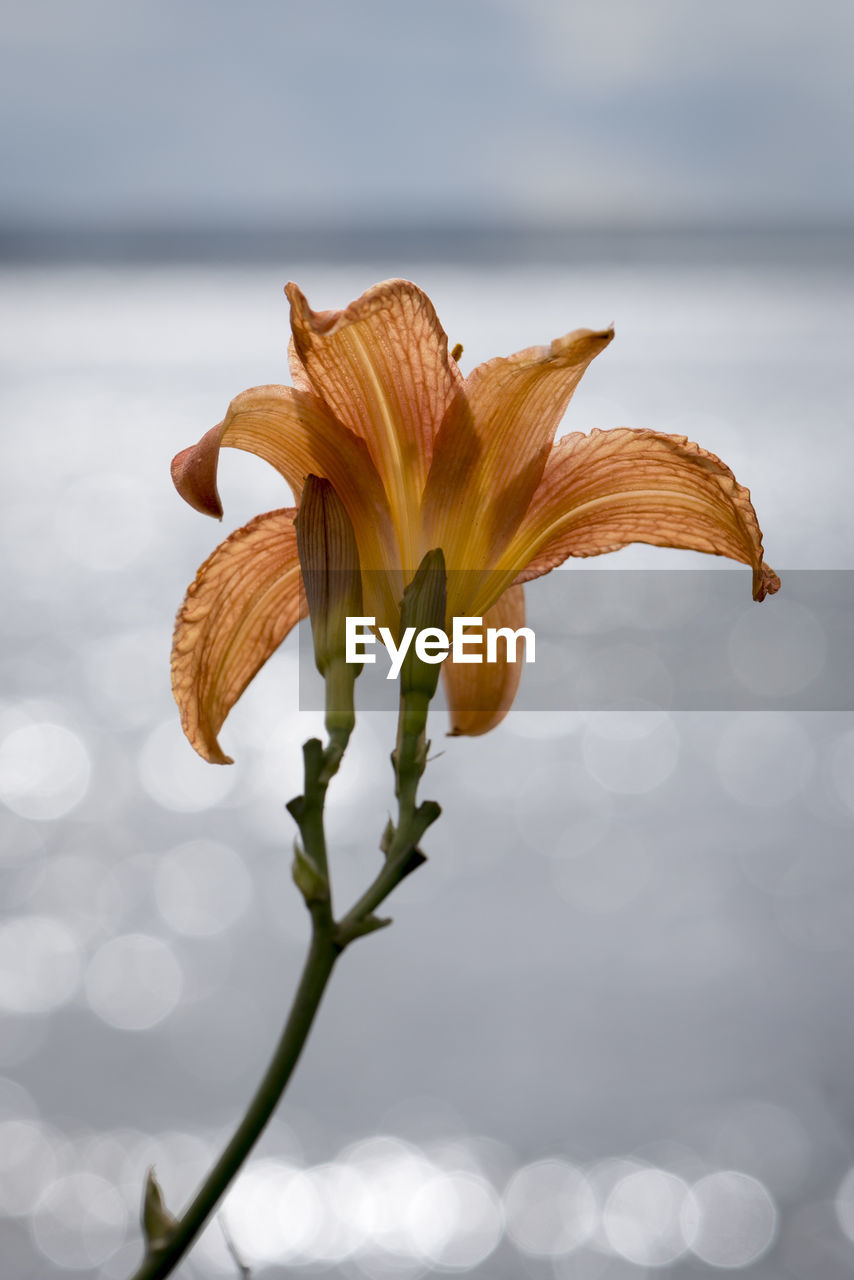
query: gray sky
[{"left": 2, "top": 0, "right": 853, "bottom": 228}]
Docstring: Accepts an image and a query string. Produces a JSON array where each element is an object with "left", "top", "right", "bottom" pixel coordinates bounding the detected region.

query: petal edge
[
  {"left": 506, "top": 428, "right": 779, "bottom": 601},
  {"left": 171, "top": 508, "right": 305, "bottom": 763}
]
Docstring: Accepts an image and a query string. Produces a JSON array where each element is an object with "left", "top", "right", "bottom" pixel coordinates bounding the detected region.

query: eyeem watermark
[{"left": 346, "top": 616, "right": 536, "bottom": 679}]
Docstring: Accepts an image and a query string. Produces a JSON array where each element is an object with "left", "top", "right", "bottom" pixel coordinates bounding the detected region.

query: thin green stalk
[
  {"left": 131, "top": 919, "right": 339, "bottom": 1280},
  {"left": 131, "top": 698, "right": 439, "bottom": 1278},
  {"left": 132, "top": 549, "right": 448, "bottom": 1277},
  {"left": 132, "top": 720, "right": 347, "bottom": 1280},
  {"left": 337, "top": 687, "right": 439, "bottom": 948}
]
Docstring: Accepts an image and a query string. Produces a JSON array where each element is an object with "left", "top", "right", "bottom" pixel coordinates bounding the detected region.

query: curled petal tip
[
  {"left": 550, "top": 326, "right": 614, "bottom": 363},
  {"left": 754, "top": 563, "right": 781, "bottom": 601},
  {"left": 286, "top": 281, "right": 337, "bottom": 337},
  {"left": 171, "top": 423, "right": 225, "bottom": 518},
  {"left": 200, "top": 738, "right": 234, "bottom": 766}
]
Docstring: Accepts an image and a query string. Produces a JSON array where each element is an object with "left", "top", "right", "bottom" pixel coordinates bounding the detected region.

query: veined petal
[
  {"left": 443, "top": 585, "right": 526, "bottom": 736},
  {"left": 171, "top": 508, "right": 305, "bottom": 764},
  {"left": 287, "top": 279, "right": 461, "bottom": 569},
  {"left": 422, "top": 327, "right": 613, "bottom": 575},
  {"left": 506, "top": 428, "right": 780, "bottom": 600},
  {"left": 171, "top": 383, "right": 399, "bottom": 578},
  {"left": 287, "top": 336, "right": 313, "bottom": 393}
]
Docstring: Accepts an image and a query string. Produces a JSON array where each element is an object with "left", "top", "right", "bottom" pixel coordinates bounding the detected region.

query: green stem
[
  {"left": 334, "top": 838, "right": 430, "bottom": 948},
  {"left": 131, "top": 687, "right": 440, "bottom": 1278},
  {"left": 394, "top": 690, "right": 429, "bottom": 821},
  {"left": 130, "top": 919, "right": 338, "bottom": 1280},
  {"left": 131, "top": 730, "right": 347, "bottom": 1280},
  {"left": 337, "top": 688, "right": 440, "bottom": 948}
]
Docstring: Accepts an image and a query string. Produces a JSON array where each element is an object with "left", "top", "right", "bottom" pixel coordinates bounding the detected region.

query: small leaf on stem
[
  {"left": 142, "top": 1168, "right": 177, "bottom": 1253},
  {"left": 292, "top": 842, "right": 330, "bottom": 906}
]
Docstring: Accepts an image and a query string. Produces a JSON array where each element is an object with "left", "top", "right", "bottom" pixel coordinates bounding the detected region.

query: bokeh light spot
[
  {"left": 85, "top": 933, "right": 182, "bottom": 1030},
  {"left": 684, "top": 1170, "right": 777, "bottom": 1268},
  {"left": 504, "top": 1158, "right": 597, "bottom": 1256},
  {"left": 154, "top": 839, "right": 252, "bottom": 937},
  {"left": 85, "top": 628, "right": 170, "bottom": 729},
  {"left": 22, "top": 853, "right": 124, "bottom": 946},
  {"left": 226, "top": 1160, "right": 322, "bottom": 1265},
  {"left": 30, "top": 1170, "right": 128, "bottom": 1269},
  {"left": 0, "top": 915, "right": 82, "bottom": 1014},
  {"left": 0, "top": 1117, "right": 67, "bottom": 1218},
  {"left": 341, "top": 1135, "right": 441, "bottom": 1262},
  {"left": 0, "top": 722, "right": 90, "bottom": 820},
  {"left": 603, "top": 1167, "right": 690, "bottom": 1266},
  {"left": 305, "top": 1162, "right": 373, "bottom": 1263},
  {"left": 407, "top": 1170, "right": 503, "bottom": 1270}
]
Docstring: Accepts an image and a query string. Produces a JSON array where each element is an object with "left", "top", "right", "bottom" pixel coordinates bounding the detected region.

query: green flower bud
[
  {"left": 398, "top": 549, "right": 447, "bottom": 702},
  {"left": 295, "top": 476, "right": 363, "bottom": 677}
]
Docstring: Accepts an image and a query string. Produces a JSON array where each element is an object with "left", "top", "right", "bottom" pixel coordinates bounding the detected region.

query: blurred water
[{"left": 1, "top": 252, "right": 853, "bottom": 1277}]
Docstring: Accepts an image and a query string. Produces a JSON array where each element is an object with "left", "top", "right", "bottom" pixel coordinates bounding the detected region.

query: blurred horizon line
[{"left": 2, "top": 219, "right": 852, "bottom": 267}]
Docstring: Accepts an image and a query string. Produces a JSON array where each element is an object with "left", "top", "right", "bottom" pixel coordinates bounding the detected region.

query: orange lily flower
[{"left": 171, "top": 278, "right": 779, "bottom": 763}]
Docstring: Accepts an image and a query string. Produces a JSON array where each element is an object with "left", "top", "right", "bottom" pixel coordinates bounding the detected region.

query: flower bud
[
  {"left": 399, "top": 549, "right": 447, "bottom": 702},
  {"left": 295, "top": 476, "right": 363, "bottom": 677},
  {"left": 296, "top": 476, "right": 363, "bottom": 744}
]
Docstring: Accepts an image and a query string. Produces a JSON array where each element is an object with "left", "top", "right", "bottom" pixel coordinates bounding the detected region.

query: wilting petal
[
  {"left": 443, "top": 585, "right": 526, "bottom": 736},
  {"left": 506, "top": 428, "right": 780, "bottom": 600},
  {"left": 171, "top": 384, "right": 398, "bottom": 578},
  {"left": 422, "top": 327, "right": 613, "bottom": 575},
  {"left": 171, "top": 508, "right": 305, "bottom": 764},
  {"left": 287, "top": 279, "right": 461, "bottom": 568}
]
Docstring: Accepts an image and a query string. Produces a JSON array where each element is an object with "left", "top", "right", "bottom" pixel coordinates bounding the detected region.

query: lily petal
[
  {"left": 171, "top": 384, "right": 399, "bottom": 584},
  {"left": 171, "top": 508, "right": 305, "bottom": 764},
  {"left": 443, "top": 585, "right": 526, "bottom": 736},
  {"left": 287, "top": 336, "right": 313, "bottom": 393},
  {"left": 506, "top": 428, "right": 780, "bottom": 600},
  {"left": 287, "top": 279, "right": 461, "bottom": 568},
  {"left": 422, "top": 327, "right": 614, "bottom": 577}
]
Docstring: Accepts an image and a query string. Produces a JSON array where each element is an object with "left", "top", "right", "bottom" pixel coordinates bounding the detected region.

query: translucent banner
[{"left": 298, "top": 571, "right": 852, "bottom": 712}]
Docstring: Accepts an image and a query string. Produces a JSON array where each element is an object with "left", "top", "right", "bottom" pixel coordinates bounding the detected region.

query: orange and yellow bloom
[{"left": 171, "top": 278, "right": 778, "bottom": 762}]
